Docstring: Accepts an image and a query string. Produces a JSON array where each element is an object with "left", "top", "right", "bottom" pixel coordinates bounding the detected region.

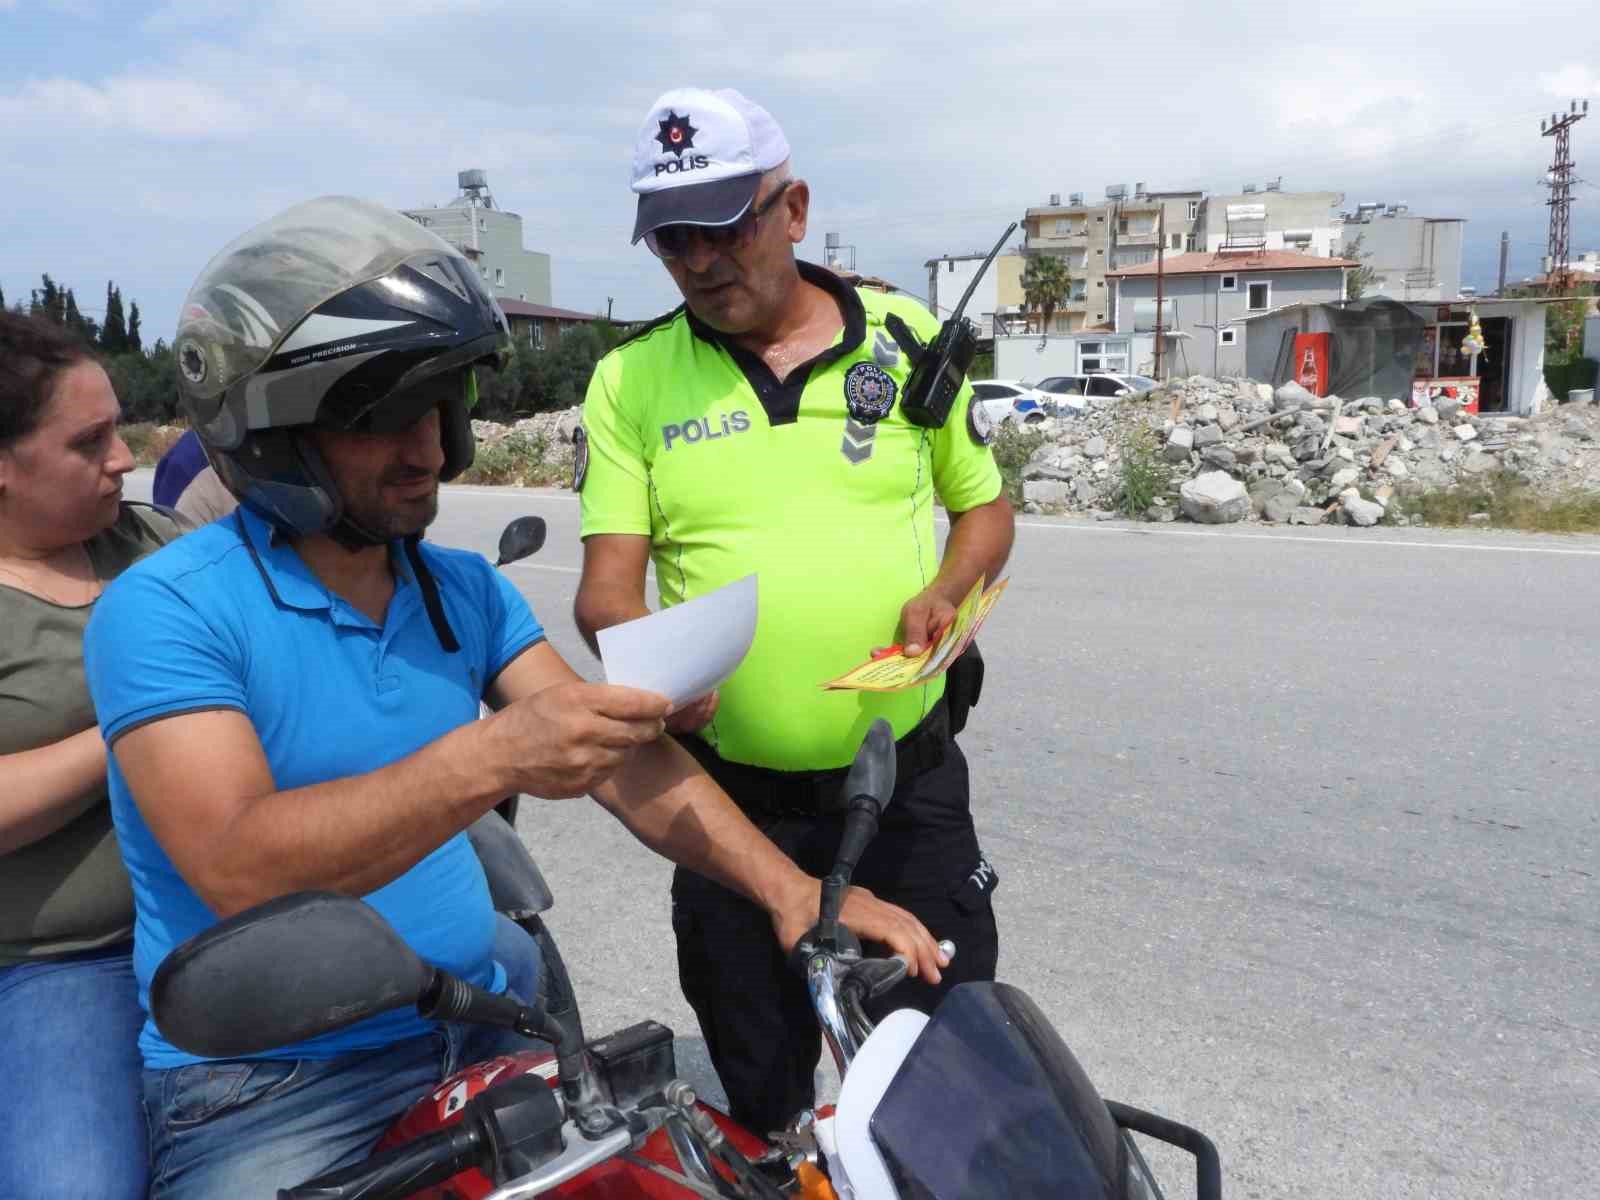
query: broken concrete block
[
  {"left": 1334, "top": 415, "right": 1363, "bottom": 437},
  {"left": 1342, "top": 493, "right": 1385, "bottom": 527},
  {"left": 1454, "top": 424, "right": 1478, "bottom": 442},
  {"left": 1179, "top": 471, "right": 1250, "bottom": 524},
  {"left": 1263, "top": 492, "right": 1299, "bottom": 523},
  {"left": 1416, "top": 406, "right": 1439, "bottom": 425},
  {"left": 1194, "top": 424, "right": 1224, "bottom": 449},
  {"left": 1274, "top": 380, "right": 1317, "bottom": 411},
  {"left": 1083, "top": 435, "right": 1107, "bottom": 459},
  {"left": 1023, "top": 480, "right": 1072, "bottom": 506},
  {"left": 1163, "top": 425, "right": 1194, "bottom": 462},
  {"left": 1329, "top": 467, "right": 1359, "bottom": 489},
  {"left": 1288, "top": 506, "right": 1327, "bottom": 526}
]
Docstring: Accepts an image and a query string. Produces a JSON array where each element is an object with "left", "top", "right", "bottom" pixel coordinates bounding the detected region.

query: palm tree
[{"left": 1021, "top": 254, "right": 1071, "bottom": 334}]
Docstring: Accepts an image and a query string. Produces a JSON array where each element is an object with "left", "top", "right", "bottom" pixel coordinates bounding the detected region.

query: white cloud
[
  {"left": 0, "top": 75, "right": 252, "bottom": 138},
  {"left": 1539, "top": 65, "right": 1600, "bottom": 100},
  {"left": 4, "top": 0, "right": 1597, "bottom": 334}
]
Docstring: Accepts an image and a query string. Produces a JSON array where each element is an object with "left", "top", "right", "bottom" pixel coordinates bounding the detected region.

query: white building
[
  {"left": 402, "top": 170, "right": 552, "bottom": 305},
  {"left": 925, "top": 250, "right": 1025, "bottom": 337}
]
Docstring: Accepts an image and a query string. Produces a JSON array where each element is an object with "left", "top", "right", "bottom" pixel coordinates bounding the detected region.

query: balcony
[
  {"left": 1116, "top": 231, "right": 1161, "bottom": 248},
  {"left": 1026, "top": 229, "right": 1089, "bottom": 251}
]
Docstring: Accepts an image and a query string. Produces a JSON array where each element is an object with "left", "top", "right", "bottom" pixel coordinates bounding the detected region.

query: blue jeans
[
  {"left": 0, "top": 943, "right": 149, "bottom": 1200},
  {"left": 143, "top": 915, "right": 544, "bottom": 1200}
]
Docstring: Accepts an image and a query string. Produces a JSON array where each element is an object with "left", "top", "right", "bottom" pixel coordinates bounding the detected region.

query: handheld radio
[{"left": 886, "top": 221, "right": 1018, "bottom": 429}]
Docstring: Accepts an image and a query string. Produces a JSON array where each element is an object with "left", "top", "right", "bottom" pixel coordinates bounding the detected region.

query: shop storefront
[{"left": 1411, "top": 308, "right": 1512, "bottom": 413}]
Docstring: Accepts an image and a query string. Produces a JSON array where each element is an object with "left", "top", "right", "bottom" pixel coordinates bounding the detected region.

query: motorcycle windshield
[{"left": 868, "top": 982, "right": 1131, "bottom": 1200}]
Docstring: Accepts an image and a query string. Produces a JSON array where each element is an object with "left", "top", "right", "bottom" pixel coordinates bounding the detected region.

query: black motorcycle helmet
[{"left": 174, "top": 196, "right": 510, "bottom": 544}]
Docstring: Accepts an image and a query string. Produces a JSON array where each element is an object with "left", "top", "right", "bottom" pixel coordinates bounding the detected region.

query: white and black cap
[{"left": 630, "top": 87, "right": 790, "bottom": 244}]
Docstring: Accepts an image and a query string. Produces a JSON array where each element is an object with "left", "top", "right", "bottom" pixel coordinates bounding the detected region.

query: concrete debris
[
  {"left": 1342, "top": 492, "right": 1385, "bottom": 527},
  {"left": 997, "top": 371, "right": 1600, "bottom": 527},
  {"left": 1179, "top": 471, "right": 1250, "bottom": 524},
  {"left": 1262, "top": 491, "right": 1300, "bottom": 523},
  {"left": 1454, "top": 424, "right": 1479, "bottom": 442},
  {"left": 1288, "top": 506, "right": 1328, "bottom": 525},
  {"left": 1023, "top": 480, "right": 1073, "bottom": 506}
]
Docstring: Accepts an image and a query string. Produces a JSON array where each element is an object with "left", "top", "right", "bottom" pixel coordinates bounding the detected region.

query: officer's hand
[
  {"left": 770, "top": 879, "right": 948, "bottom": 986},
  {"left": 490, "top": 683, "right": 670, "bottom": 799},
  {"left": 665, "top": 689, "right": 718, "bottom": 735},
  {"left": 897, "top": 586, "right": 959, "bottom": 657}
]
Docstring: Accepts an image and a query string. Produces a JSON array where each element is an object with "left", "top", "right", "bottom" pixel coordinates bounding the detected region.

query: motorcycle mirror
[
  {"left": 151, "top": 892, "right": 429, "bottom": 1058},
  {"left": 495, "top": 516, "right": 547, "bottom": 567}
]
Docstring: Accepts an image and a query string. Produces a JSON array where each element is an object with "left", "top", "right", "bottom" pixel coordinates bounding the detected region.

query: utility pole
[
  {"left": 1497, "top": 231, "right": 1509, "bottom": 296},
  {"left": 1541, "top": 100, "right": 1588, "bottom": 294},
  {"left": 1154, "top": 205, "right": 1166, "bottom": 380}
]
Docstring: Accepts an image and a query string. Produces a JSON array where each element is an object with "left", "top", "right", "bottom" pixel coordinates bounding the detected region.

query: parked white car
[
  {"left": 1038, "top": 373, "right": 1160, "bottom": 404},
  {"left": 970, "top": 379, "right": 1053, "bottom": 426}
]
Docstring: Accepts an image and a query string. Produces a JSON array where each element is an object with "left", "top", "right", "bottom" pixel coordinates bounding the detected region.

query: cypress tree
[
  {"left": 101, "top": 282, "right": 128, "bottom": 353},
  {"left": 127, "top": 302, "right": 143, "bottom": 355}
]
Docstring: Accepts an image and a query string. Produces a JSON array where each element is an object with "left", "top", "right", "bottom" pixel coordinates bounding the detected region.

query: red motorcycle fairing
[{"left": 377, "top": 1050, "right": 771, "bottom": 1199}]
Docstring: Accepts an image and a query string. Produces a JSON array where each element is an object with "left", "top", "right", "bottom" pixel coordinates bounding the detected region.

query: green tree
[
  {"left": 1021, "top": 254, "right": 1071, "bottom": 334},
  {"left": 126, "top": 301, "right": 143, "bottom": 355},
  {"left": 63, "top": 288, "right": 99, "bottom": 344},
  {"left": 101, "top": 282, "right": 128, "bottom": 354},
  {"left": 32, "top": 274, "right": 65, "bottom": 324},
  {"left": 1343, "top": 232, "right": 1378, "bottom": 301}
]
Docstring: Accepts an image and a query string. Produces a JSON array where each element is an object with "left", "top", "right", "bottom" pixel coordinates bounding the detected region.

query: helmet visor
[{"left": 177, "top": 196, "right": 493, "bottom": 404}]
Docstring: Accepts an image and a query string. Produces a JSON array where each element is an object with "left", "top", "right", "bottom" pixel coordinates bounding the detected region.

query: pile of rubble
[
  {"left": 1019, "top": 375, "right": 1600, "bottom": 526},
  {"left": 472, "top": 408, "right": 582, "bottom": 475}
]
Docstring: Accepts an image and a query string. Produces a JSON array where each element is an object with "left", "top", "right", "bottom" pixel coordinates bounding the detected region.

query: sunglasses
[{"left": 644, "top": 179, "right": 796, "bottom": 261}]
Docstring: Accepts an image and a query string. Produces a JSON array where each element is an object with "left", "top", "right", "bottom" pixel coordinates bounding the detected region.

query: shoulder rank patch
[
  {"left": 843, "top": 361, "right": 897, "bottom": 424},
  {"left": 967, "top": 397, "right": 996, "bottom": 446},
  {"left": 571, "top": 426, "right": 589, "bottom": 491}
]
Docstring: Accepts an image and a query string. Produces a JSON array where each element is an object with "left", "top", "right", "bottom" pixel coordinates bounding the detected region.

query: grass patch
[
  {"left": 457, "top": 431, "right": 568, "bottom": 488},
  {"left": 991, "top": 422, "right": 1046, "bottom": 505},
  {"left": 1116, "top": 426, "right": 1173, "bottom": 518},
  {"left": 1396, "top": 471, "right": 1600, "bottom": 533},
  {"left": 120, "top": 423, "right": 184, "bottom": 466}
]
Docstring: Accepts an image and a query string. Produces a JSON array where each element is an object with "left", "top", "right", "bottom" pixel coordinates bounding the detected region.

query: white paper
[{"left": 597, "top": 574, "right": 758, "bottom": 709}]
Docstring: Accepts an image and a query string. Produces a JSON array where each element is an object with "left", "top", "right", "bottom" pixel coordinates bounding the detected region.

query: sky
[{"left": 2, "top": 0, "right": 1598, "bottom": 343}]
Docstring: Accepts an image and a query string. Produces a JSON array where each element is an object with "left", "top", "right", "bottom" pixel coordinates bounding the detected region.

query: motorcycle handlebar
[{"left": 277, "top": 1122, "right": 484, "bottom": 1200}]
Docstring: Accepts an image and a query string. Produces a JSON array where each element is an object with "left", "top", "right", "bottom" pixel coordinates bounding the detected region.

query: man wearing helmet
[{"left": 81, "top": 197, "right": 942, "bottom": 1199}]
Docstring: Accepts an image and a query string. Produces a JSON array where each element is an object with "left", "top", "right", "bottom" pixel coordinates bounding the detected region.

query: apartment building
[
  {"left": 402, "top": 169, "right": 553, "bottom": 305},
  {"left": 1021, "top": 184, "right": 1202, "bottom": 332}
]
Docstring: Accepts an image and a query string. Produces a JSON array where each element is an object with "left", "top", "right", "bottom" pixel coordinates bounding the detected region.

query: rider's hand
[
  {"left": 489, "top": 682, "right": 670, "bottom": 799},
  {"left": 665, "top": 689, "right": 718, "bottom": 735},
  {"left": 770, "top": 878, "right": 948, "bottom": 986},
  {"left": 896, "top": 585, "right": 959, "bottom": 657}
]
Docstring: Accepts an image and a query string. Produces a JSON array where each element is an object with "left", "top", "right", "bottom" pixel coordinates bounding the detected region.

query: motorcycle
[{"left": 149, "top": 522, "right": 1223, "bottom": 1200}]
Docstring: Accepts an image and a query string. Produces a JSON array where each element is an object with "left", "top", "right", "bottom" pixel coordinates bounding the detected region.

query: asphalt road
[{"left": 133, "top": 475, "right": 1600, "bottom": 1198}]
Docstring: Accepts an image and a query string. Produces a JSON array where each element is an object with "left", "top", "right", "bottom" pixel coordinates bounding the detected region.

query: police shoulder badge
[
  {"left": 571, "top": 426, "right": 589, "bottom": 492},
  {"left": 967, "top": 396, "right": 996, "bottom": 446},
  {"left": 843, "top": 361, "right": 897, "bottom": 424}
]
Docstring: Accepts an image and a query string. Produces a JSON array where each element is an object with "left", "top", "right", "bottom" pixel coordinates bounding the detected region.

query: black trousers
[{"left": 671, "top": 734, "right": 1000, "bottom": 1135}]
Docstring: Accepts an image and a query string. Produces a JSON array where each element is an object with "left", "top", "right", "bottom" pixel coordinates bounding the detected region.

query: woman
[{"left": 0, "top": 310, "right": 181, "bottom": 1199}]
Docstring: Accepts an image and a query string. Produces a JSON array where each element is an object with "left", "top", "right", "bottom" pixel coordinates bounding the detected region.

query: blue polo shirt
[{"left": 83, "top": 507, "right": 545, "bottom": 1068}]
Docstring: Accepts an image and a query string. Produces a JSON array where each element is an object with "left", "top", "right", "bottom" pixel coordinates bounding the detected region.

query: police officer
[{"left": 574, "top": 88, "right": 1015, "bottom": 1134}]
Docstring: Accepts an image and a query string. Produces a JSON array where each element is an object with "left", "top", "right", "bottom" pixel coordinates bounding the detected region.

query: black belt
[{"left": 683, "top": 700, "right": 950, "bottom": 818}]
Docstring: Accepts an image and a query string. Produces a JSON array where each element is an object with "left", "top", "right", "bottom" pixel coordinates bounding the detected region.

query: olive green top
[{"left": 0, "top": 504, "right": 180, "bottom": 963}]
